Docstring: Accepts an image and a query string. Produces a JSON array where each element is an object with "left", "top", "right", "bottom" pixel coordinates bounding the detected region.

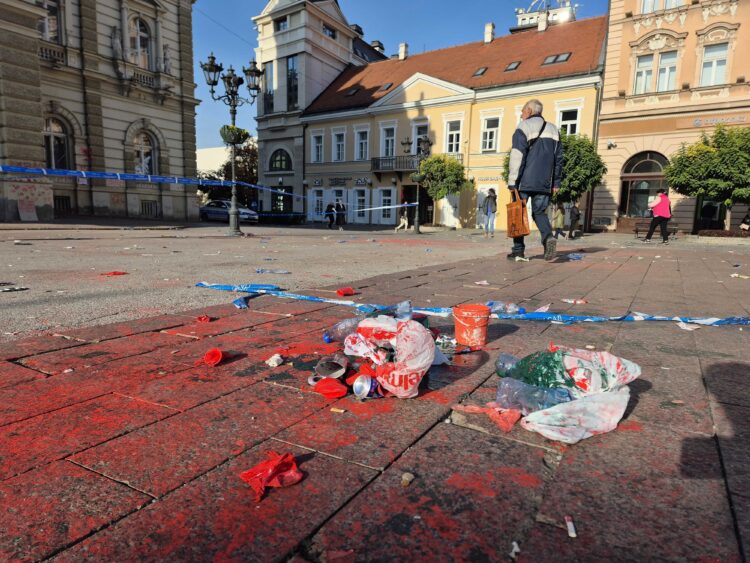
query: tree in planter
[
  {"left": 501, "top": 132, "right": 606, "bottom": 204},
  {"left": 416, "top": 155, "right": 472, "bottom": 225},
  {"left": 664, "top": 125, "right": 750, "bottom": 230}
]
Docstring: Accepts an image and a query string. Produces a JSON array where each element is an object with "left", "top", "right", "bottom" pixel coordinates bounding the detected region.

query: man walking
[
  {"left": 568, "top": 202, "right": 581, "bottom": 240},
  {"left": 507, "top": 99, "right": 563, "bottom": 261}
]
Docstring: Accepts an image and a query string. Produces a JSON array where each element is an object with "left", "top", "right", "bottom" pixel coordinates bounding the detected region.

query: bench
[{"left": 633, "top": 218, "right": 678, "bottom": 240}]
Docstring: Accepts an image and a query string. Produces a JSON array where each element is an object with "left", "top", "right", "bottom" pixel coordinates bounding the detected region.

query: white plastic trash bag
[
  {"left": 374, "top": 320, "right": 435, "bottom": 399},
  {"left": 521, "top": 386, "right": 631, "bottom": 444}
]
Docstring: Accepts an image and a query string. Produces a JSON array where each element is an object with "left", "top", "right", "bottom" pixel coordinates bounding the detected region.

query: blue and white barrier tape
[{"left": 195, "top": 282, "right": 750, "bottom": 326}]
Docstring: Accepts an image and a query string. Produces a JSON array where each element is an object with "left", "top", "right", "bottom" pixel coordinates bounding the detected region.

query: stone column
[{"left": 177, "top": 0, "right": 198, "bottom": 220}]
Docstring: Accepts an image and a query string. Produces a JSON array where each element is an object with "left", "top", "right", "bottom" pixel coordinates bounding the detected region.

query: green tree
[
  {"left": 664, "top": 125, "right": 750, "bottom": 230},
  {"left": 501, "top": 132, "right": 606, "bottom": 204},
  {"left": 196, "top": 142, "right": 259, "bottom": 207},
  {"left": 415, "top": 155, "right": 472, "bottom": 224}
]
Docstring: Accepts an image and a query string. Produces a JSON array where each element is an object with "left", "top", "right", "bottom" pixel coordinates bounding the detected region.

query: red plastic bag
[
  {"left": 313, "top": 378, "right": 348, "bottom": 399},
  {"left": 239, "top": 451, "right": 304, "bottom": 502}
]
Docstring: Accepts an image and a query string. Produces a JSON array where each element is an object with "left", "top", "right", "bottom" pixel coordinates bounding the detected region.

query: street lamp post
[{"left": 200, "top": 53, "right": 262, "bottom": 236}]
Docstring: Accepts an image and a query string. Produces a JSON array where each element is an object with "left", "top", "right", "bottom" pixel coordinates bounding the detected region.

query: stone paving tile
[
  {"left": 418, "top": 352, "right": 496, "bottom": 407},
  {"left": 71, "top": 383, "right": 328, "bottom": 497},
  {"left": 171, "top": 302, "right": 251, "bottom": 319},
  {"left": 533, "top": 425, "right": 740, "bottom": 561},
  {"left": 703, "top": 360, "right": 750, "bottom": 408},
  {"left": 19, "top": 332, "right": 192, "bottom": 376},
  {"left": 53, "top": 313, "right": 191, "bottom": 343},
  {"left": 0, "top": 394, "right": 173, "bottom": 481},
  {"left": 274, "top": 395, "right": 449, "bottom": 470},
  {"left": 0, "top": 360, "right": 45, "bottom": 389},
  {"left": 0, "top": 461, "right": 150, "bottom": 562},
  {"left": 244, "top": 296, "right": 334, "bottom": 317},
  {"left": 311, "top": 423, "right": 547, "bottom": 561},
  {"left": 730, "top": 493, "right": 750, "bottom": 560},
  {"left": 160, "top": 310, "right": 284, "bottom": 339},
  {"left": 712, "top": 400, "right": 750, "bottom": 498},
  {"left": 55, "top": 445, "right": 377, "bottom": 563},
  {"left": 0, "top": 335, "right": 84, "bottom": 361}
]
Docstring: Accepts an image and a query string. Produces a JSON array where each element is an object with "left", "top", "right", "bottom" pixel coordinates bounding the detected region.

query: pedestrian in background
[
  {"left": 395, "top": 200, "right": 409, "bottom": 232},
  {"left": 568, "top": 202, "right": 581, "bottom": 239},
  {"left": 740, "top": 211, "right": 750, "bottom": 231},
  {"left": 335, "top": 199, "right": 347, "bottom": 231},
  {"left": 482, "top": 188, "right": 497, "bottom": 238},
  {"left": 507, "top": 99, "right": 563, "bottom": 261},
  {"left": 644, "top": 189, "right": 672, "bottom": 244},
  {"left": 325, "top": 202, "right": 336, "bottom": 229},
  {"left": 553, "top": 203, "right": 566, "bottom": 239}
]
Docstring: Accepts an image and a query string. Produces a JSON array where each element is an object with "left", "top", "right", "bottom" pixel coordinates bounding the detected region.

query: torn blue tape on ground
[{"left": 195, "top": 282, "right": 750, "bottom": 326}]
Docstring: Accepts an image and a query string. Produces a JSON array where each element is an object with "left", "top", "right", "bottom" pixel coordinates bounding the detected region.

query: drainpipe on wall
[{"left": 302, "top": 123, "right": 307, "bottom": 222}]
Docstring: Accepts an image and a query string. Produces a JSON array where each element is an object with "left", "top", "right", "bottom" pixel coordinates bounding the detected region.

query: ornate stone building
[
  {"left": 0, "top": 0, "right": 199, "bottom": 221},
  {"left": 593, "top": 0, "right": 749, "bottom": 232}
]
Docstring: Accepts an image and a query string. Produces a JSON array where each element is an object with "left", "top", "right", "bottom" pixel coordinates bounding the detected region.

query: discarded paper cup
[
  {"left": 353, "top": 375, "right": 382, "bottom": 399},
  {"left": 452, "top": 304, "right": 491, "bottom": 347},
  {"left": 203, "top": 348, "right": 224, "bottom": 367},
  {"left": 314, "top": 354, "right": 349, "bottom": 379}
]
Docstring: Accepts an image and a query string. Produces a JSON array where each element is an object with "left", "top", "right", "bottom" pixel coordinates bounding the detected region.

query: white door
[
  {"left": 440, "top": 193, "right": 460, "bottom": 227},
  {"left": 350, "top": 188, "right": 370, "bottom": 224},
  {"left": 476, "top": 185, "right": 492, "bottom": 229},
  {"left": 375, "top": 188, "right": 396, "bottom": 225},
  {"left": 308, "top": 189, "right": 325, "bottom": 222}
]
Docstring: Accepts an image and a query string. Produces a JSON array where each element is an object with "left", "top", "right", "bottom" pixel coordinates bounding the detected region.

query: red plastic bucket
[{"left": 452, "top": 304, "right": 491, "bottom": 347}]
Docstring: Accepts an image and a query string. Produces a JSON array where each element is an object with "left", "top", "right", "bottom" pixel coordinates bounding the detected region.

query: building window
[
  {"left": 664, "top": 0, "right": 683, "bottom": 8},
  {"left": 473, "top": 67, "right": 488, "bottom": 77},
  {"left": 641, "top": 0, "right": 658, "bottom": 12},
  {"left": 446, "top": 121, "right": 461, "bottom": 154},
  {"left": 700, "top": 43, "right": 728, "bottom": 87},
  {"left": 263, "top": 61, "right": 274, "bottom": 113},
  {"left": 312, "top": 134, "right": 324, "bottom": 163},
  {"left": 134, "top": 132, "right": 156, "bottom": 175},
  {"left": 333, "top": 132, "right": 345, "bottom": 162},
  {"left": 505, "top": 61, "right": 521, "bottom": 71},
  {"left": 322, "top": 23, "right": 336, "bottom": 39},
  {"left": 270, "top": 149, "right": 292, "bottom": 171},
  {"left": 481, "top": 117, "right": 500, "bottom": 152},
  {"left": 356, "top": 130, "right": 369, "bottom": 161},
  {"left": 274, "top": 17, "right": 288, "bottom": 32},
  {"left": 634, "top": 54, "right": 654, "bottom": 94},
  {"left": 272, "top": 187, "right": 292, "bottom": 213},
  {"left": 36, "top": 0, "right": 61, "bottom": 43},
  {"left": 314, "top": 189, "right": 324, "bottom": 215},
  {"left": 619, "top": 151, "right": 669, "bottom": 218},
  {"left": 558, "top": 109, "right": 579, "bottom": 135},
  {"left": 381, "top": 189, "right": 393, "bottom": 219},
  {"left": 413, "top": 124, "right": 429, "bottom": 155},
  {"left": 129, "top": 18, "right": 152, "bottom": 70},
  {"left": 378, "top": 82, "right": 393, "bottom": 92},
  {"left": 542, "top": 53, "right": 571, "bottom": 65},
  {"left": 382, "top": 127, "right": 395, "bottom": 157},
  {"left": 657, "top": 51, "right": 677, "bottom": 91},
  {"left": 43, "top": 117, "right": 70, "bottom": 169},
  {"left": 286, "top": 55, "right": 298, "bottom": 111}
]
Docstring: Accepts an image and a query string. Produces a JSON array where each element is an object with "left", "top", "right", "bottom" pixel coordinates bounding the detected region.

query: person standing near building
[
  {"left": 644, "top": 189, "right": 672, "bottom": 244},
  {"left": 395, "top": 199, "right": 409, "bottom": 232},
  {"left": 325, "top": 202, "right": 336, "bottom": 229},
  {"left": 482, "top": 188, "right": 498, "bottom": 238},
  {"left": 335, "top": 199, "right": 346, "bottom": 230},
  {"left": 568, "top": 202, "right": 581, "bottom": 240},
  {"left": 507, "top": 99, "right": 563, "bottom": 261},
  {"left": 553, "top": 203, "right": 566, "bottom": 239}
]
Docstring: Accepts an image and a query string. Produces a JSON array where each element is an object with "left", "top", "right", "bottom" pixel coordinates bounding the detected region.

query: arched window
[
  {"left": 269, "top": 149, "right": 292, "bottom": 171},
  {"left": 43, "top": 117, "right": 71, "bottom": 170},
  {"left": 134, "top": 131, "right": 156, "bottom": 175},
  {"left": 619, "top": 151, "right": 669, "bottom": 218},
  {"left": 129, "top": 17, "right": 152, "bottom": 70}
]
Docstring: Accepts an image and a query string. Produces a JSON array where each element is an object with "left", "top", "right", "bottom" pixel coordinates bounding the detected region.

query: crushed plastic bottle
[
  {"left": 486, "top": 301, "right": 526, "bottom": 315},
  {"left": 496, "top": 377, "right": 573, "bottom": 415},
  {"left": 494, "top": 353, "right": 521, "bottom": 376},
  {"left": 323, "top": 317, "right": 362, "bottom": 343},
  {"left": 377, "top": 300, "right": 413, "bottom": 321}
]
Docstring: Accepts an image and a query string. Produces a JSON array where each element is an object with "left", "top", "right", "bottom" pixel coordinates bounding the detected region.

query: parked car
[{"left": 199, "top": 200, "right": 258, "bottom": 223}]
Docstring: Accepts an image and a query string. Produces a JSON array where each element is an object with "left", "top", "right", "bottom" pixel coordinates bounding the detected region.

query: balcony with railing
[
  {"left": 38, "top": 42, "right": 65, "bottom": 65},
  {"left": 371, "top": 152, "right": 463, "bottom": 173},
  {"left": 131, "top": 68, "right": 156, "bottom": 88}
]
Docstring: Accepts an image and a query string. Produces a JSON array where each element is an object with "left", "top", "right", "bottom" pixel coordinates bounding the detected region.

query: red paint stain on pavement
[
  {"left": 618, "top": 420, "right": 644, "bottom": 432},
  {"left": 344, "top": 399, "right": 396, "bottom": 421},
  {"left": 496, "top": 467, "right": 543, "bottom": 488},
  {"left": 422, "top": 504, "right": 462, "bottom": 543},
  {"left": 445, "top": 472, "right": 498, "bottom": 498},
  {"left": 275, "top": 341, "right": 341, "bottom": 357}
]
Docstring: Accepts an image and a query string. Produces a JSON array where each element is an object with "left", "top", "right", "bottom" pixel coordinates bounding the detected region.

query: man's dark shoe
[
  {"left": 507, "top": 252, "right": 525, "bottom": 260},
  {"left": 544, "top": 236, "right": 557, "bottom": 261}
]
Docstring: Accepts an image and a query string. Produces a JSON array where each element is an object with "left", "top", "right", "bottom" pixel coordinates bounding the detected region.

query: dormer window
[
  {"left": 346, "top": 87, "right": 361, "bottom": 97},
  {"left": 323, "top": 24, "right": 337, "bottom": 39},
  {"left": 542, "top": 53, "right": 571, "bottom": 65},
  {"left": 274, "top": 17, "right": 288, "bottom": 32},
  {"left": 505, "top": 61, "right": 521, "bottom": 71},
  {"left": 473, "top": 67, "right": 488, "bottom": 77},
  {"left": 378, "top": 82, "right": 393, "bottom": 92}
]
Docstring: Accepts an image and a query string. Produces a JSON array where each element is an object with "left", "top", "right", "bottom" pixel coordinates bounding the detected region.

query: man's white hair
[{"left": 523, "top": 99, "right": 544, "bottom": 115}]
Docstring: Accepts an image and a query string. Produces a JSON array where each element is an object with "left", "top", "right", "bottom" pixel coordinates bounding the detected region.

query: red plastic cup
[{"left": 336, "top": 287, "right": 356, "bottom": 297}]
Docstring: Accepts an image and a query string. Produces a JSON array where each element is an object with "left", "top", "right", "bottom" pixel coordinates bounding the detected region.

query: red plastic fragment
[
  {"left": 194, "top": 348, "right": 224, "bottom": 367},
  {"left": 336, "top": 287, "right": 356, "bottom": 297},
  {"left": 196, "top": 315, "right": 213, "bottom": 323},
  {"left": 313, "top": 378, "right": 348, "bottom": 399},
  {"left": 239, "top": 451, "right": 304, "bottom": 502},
  {"left": 99, "top": 271, "right": 129, "bottom": 276}
]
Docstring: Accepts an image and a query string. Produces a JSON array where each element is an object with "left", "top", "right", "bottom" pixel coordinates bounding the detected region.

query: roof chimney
[
  {"left": 370, "top": 40, "right": 384, "bottom": 53},
  {"left": 484, "top": 22, "right": 495, "bottom": 44},
  {"left": 398, "top": 42, "right": 408, "bottom": 60},
  {"left": 537, "top": 11, "right": 549, "bottom": 32}
]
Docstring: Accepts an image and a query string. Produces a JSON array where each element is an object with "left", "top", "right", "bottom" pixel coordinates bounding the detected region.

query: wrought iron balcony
[{"left": 371, "top": 155, "right": 422, "bottom": 172}]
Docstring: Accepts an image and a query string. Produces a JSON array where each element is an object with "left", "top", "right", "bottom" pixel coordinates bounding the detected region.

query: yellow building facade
[
  {"left": 299, "top": 14, "right": 607, "bottom": 229},
  {"left": 594, "top": 0, "right": 750, "bottom": 232}
]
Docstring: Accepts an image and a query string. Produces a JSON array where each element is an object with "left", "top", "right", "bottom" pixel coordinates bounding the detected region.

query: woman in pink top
[{"left": 644, "top": 189, "right": 672, "bottom": 244}]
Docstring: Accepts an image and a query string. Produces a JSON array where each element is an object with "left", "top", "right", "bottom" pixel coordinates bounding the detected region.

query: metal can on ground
[{"left": 353, "top": 374, "right": 382, "bottom": 399}]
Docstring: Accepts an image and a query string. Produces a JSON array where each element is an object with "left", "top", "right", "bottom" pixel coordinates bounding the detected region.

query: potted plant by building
[
  {"left": 219, "top": 124, "right": 250, "bottom": 146},
  {"left": 417, "top": 155, "right": 472, "bottom": 227}
]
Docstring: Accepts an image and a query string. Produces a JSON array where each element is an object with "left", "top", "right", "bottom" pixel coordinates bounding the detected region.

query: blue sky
[{"left": 193, "top": 0, "right": 609, "bottom": 148}]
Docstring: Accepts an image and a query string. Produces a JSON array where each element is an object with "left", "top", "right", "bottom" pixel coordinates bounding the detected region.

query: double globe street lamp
[{"left": 200, "top": 53, "right": 263, "bottom": 236}]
